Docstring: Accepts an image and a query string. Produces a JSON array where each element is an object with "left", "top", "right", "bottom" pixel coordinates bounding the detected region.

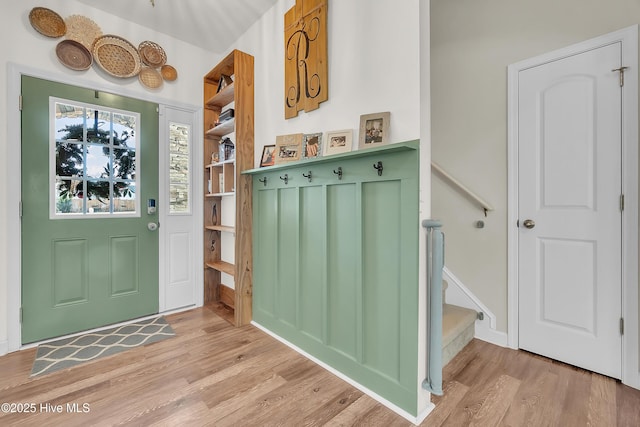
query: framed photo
[
  {"left": 260, "top": 144, "right": 276, "bottom": 167},
  {"left": 323, "top": 129, "right": 353, "bottom": 156},
  {"left": 358, "top": 112, "right": 390, "bottom": 149},
  {"left": 303, "top": 132, "right": 323, "bottom": 159},
  {"left": 275, "top": 133, "right": 303, "bottom": 164}
]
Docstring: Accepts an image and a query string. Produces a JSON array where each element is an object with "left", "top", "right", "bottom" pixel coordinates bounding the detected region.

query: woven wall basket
[
  {"left": 65, "top": 15, "right": 102, "bottom": 50},
  {"left": 56, "top": 39, "right": 93, "bottom": 71},
  {"left": 92, "top": 35, "right": 141, "bottom": 78},
  {"left": 139, "top": 67, "right": 163, "bottom": 89},
  {"left": 29, "top": 7, "right": 66, "bottom": 38},
  {"left": 138, "top": 40, "right": 167, "bottom": 68}
]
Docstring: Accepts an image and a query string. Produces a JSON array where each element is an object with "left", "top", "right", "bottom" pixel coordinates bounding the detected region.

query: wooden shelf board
[
  {"left": 206, "top": 159, "right": 235, "bottom": 168},
  {"left": 243, "top": 140, "right": 420, "bottom": 175},
  {"left": 206, "top": 261, "right": 235, "bottom": 276},
  {"left": 205, "top": 225, "right": 235, "bottom": 234},
  {"left": 205, "top": 83, "right": 235, "bottom": 109},
  {"left": 205, "top": 192, "right": 235, "bottom": 198},
  {"left": 205, "top": 119, "right": 235, "bottom": 138}
]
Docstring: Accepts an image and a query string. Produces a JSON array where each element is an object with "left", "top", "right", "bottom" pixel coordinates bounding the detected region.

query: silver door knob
[
  {"left": 523, "top": 219, "right": 535, "bottom": 229},
  {"left": 147, "top": 222, "right": 159, "bottom": 231}
]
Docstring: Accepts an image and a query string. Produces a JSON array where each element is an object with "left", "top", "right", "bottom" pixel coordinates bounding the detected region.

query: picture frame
[
  {"left": 358, "top": 112, "right": 390, "bottom": 149},
  {"left": 302, "top": 132, "right": 323, "bottom": 159},
  {"left": 260, "top": 144, "right": 276, "bottom": 167},
  {"left": 275, "top": 133, "right": 303, "bottom": 164},
  {"left": 323, "top": 129, "right": 353, "bottom": 156}
]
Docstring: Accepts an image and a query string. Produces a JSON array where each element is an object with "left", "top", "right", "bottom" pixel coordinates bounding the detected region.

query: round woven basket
[
  {"left": 56, "top": 39, "right": 93, "bottom": 71},
  {"left": 138, "top": 40, "right": 167, "bottom": 67},
  {"left": 29, "top": 7, "right": 66, "bottom": 38},
  {"left": 65, "top": 15, "right": 102, "bottom": 50},
  {"left": 139, "top": 67, "right": 163, "bottom": 89},
  {"left": 92, "top": 35, "right": 141, "bottom": 78},
  {"left": 160, "top": 64, "right": 178, "bottom": 81}
]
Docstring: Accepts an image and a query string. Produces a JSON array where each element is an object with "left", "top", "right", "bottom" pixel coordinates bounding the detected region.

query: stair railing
[
  {"left": 432, "top": 162, "right": 494, "bottom": 216},
  {"left": 422, "top": 219, "right": 444, "bottom": 396}
]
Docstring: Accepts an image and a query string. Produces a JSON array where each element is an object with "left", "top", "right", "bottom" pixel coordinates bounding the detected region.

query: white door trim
[
  {"left": 6, "top": 63, "right": 203, "bottom": 353},
  {"left": 507, "top": 25, "right": 639, "bottom": 389}
]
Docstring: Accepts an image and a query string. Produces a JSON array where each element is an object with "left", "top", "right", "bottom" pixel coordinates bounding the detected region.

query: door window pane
[
  {"left": 113, "top": 182, "right": 136, "bottom": 213},
  {"left": 86, "top": 145, "right": 110, "bottom": 179},
  {"left": 52, "top": 100, "right": 139, "bottom": 217},
  {"left": 55, "top": 142, "right": 84, "bottom": 177}
]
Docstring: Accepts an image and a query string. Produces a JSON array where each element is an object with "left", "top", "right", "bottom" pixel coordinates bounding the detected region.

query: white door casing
[{"left": 508, "top": 26, "right": 639, "bottom": 387}]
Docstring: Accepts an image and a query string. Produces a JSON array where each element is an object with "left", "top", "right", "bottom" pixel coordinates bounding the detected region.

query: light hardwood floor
[{"left": 0, "top": 306, "right": 639, "bottom": 426}]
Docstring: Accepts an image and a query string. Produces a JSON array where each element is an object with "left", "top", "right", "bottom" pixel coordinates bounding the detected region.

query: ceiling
[{"left": 76, "top": 0, "right": 278, "bottom": 53}]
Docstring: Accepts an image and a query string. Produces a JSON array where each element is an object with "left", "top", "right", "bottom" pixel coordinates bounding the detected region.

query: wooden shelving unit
[{"left": 203, "top": 50, "right": 254, "bottom": 326}]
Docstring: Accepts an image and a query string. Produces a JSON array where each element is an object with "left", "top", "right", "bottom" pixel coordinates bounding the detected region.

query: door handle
[
  {"left": 523, "top": 219, "right": 535, "bottom": 229},
  {"left": 147, "top": 222, "right": 159, "bottom": 231}
]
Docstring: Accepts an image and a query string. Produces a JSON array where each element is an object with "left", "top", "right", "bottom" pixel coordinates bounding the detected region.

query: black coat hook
[
  {"left": 258, "top": 177, "right": 267, "bottom": 186},
  {"left": 280, "top": 174, "right": 289, "bottom": 184},
  {"left": 302, "top": 171, "right": 312, "bottom": 182},
  {"left": 373, "top": 161, "right": 383, "bottom": 176},
  {"left": 333, "top": 167, "right": 343, "bottom": 180}
]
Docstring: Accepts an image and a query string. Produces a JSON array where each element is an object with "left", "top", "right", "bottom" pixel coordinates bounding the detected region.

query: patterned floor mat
[{"left": 31, "top": 316, "right": 175, "bottom": 377}]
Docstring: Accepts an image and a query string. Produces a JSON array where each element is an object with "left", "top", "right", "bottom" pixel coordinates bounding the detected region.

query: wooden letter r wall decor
[{"left": 284, "top": 0, "right": 328, "bottom": 119}]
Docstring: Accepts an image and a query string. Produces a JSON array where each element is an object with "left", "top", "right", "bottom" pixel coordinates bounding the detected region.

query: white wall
[
  {"left": 228, "top": 0, "right": 421, "bottom": 165},
  {"left": 430, "top": 0, "right": 640, "bottom": 333},
  {"left": 0, "top": 0, "right": 216, "bottom": 352}
]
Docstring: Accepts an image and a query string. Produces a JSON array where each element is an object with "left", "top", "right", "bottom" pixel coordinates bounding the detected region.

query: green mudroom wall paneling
[{"left": 247, "top": 141, "right": 420, "bottom": 415}]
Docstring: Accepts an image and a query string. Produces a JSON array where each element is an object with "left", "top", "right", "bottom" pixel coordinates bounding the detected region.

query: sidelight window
[{"left": 168, "top": 122, "right": 191, "bottom": 214}]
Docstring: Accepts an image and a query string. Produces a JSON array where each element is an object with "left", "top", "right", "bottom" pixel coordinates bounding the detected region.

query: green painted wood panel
[
  {"left": 362, "top": 180, "right": 402, "bottom": 381},
  {"left": 327, "top": 183, "right": 358, "bottom": 359},
  {"left": 277, "top": 188, "right": 299, "bottom": 327},
  {"left": 52, "top": 239, "right": 88, "bottom": 306},
  {"left": 248, "top": 141, "right": 420, "bottom": 415},
  {"left": 110, "top": 236, "right": 139, "bottom": 296},
  {"left": 254, "top": 189, "right": 277, "bottom": 317},
  {"left": 299, "top": 185, "right": 325, "bottom": 341}
]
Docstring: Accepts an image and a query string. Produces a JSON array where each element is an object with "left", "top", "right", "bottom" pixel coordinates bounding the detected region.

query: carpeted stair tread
[{"left": 443, "top": 303, "right": 477, "bottom": 348}]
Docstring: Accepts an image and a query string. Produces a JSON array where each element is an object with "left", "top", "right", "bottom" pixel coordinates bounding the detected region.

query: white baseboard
[
  {"left": 0, "top": 340, "right": 8, "bottom": 357},
  {"left": 251, "top": 321, "right": 432, "bottom": 426},
  {"left": 443, "top": 266, "right": 508, "bottom": 348},
  {"left": 474, "top": 326, "right": 509, "bottom": 347}
]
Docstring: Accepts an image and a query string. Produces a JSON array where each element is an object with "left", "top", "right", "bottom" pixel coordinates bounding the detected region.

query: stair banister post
[{"left": 422, "top": 219, "right": 444, "bottom": 395}]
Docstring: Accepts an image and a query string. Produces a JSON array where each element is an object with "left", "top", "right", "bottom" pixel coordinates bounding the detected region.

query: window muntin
[{"left": 51, "top": 98, "right": 140, "bottom": 218}]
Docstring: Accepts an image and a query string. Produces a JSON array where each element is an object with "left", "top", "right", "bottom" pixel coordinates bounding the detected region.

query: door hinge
[
  {"left": 20, "top": 307, "right": 23, "bottom": 323},
  {"left": 620, "top": 194, "right": 625, "bottom": 212},
  {"left": 19, "top": 201, "right": 23, "bottom": 218},
  {"left": 620, "top": 317, "right": 624, "bottom": 335},
  {"left": 19, "top": 94, "right": 23, "bottom": 111},
  {"left": 612, "top": 66, "right": 629, "bottom": 87}
]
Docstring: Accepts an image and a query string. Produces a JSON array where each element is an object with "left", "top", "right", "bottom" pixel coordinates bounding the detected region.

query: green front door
[{"left": 21, "top": 76, "right": 159, "bottom": 344}]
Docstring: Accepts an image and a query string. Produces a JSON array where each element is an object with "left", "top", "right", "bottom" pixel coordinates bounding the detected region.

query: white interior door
[{"left": 517, "top": 42, "right": 622, "bottom": 378}]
